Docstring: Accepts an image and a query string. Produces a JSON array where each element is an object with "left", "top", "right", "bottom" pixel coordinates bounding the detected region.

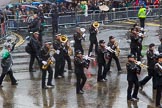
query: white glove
[
  {"left": 42, "top": 61, "right": 47, "bottom": 65},
  {"left": 51, "top": 57, "right": 55, "bottom": 62},
  {"left": 84, "top": 55, "right": 89, "bottom": 60},
  {"left": 138, "top": 33, "right": 143, "bottom": 37},
  {"left": 56, "top": 50, "right": 60, "bottom": 54},
  {"left": 136, "top": 61, "right": 141, "bottom": 65}
]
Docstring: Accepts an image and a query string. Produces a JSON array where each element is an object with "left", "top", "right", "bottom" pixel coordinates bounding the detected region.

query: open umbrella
[
  {"left": 22, "top": 5, "right": 38, "bottom": 9},
  {"left": 42, "top": 0, "right": 52, "bottom": 4},
  {"left": 99, "top": 5, "right": 109, "bottom": 11}
]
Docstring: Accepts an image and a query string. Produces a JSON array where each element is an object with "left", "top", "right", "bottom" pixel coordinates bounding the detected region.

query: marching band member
[
  {"left": 126, "top": 54, "right": 141, "bottom": 101},
  {"left": 88, "top": 23, "right": 98, "bottom": 56},
  {"left": 64, "top": 40, "right": 73, "bottom": 72},
  {"left": 40, "top": 41, "right": 54, "bottom": 89},
  {"left": 158, "top": 38, "right": 162, "bottom": 53},
  {"left": 0, "top": 43, "right": 18, "bottom": 87},
  {"left": 155, "top": 54, "right": 162, "bottom": 108},
  {"left": 73, "top": 27, "right": 84, "bottom": 54},
  {"left": 29, "top": 32, "right": 42, "bottom": 72},
  {"left": 74, "top": 50, "right": 90, "bottom": 94},
  {"left": 53, "top": 34, "right": 65, "bottom": 79},
  {"left": 106, "top": 36, "right": 122, "bottom": 73},
  {"left": 130, "top": 28, "right": 141, "bottom": 61},
  {"left": 97, "top": 40, "right": 110, "bottom": 82},
  {"left": 139, "top": 43, "right": 157, "bottom": 90}
]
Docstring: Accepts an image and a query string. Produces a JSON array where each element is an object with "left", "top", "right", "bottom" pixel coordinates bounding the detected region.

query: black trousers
[
  {"left": 98, "top": 63, "right": 107, "bottom": 81},
  {"left": 75, "top": 72, "right": 87, "bottom": 93},
  {"left": 131, "top": 47, "right": 141, "bottom": 61},
  {"left": 88, "top": 41, "right": 98, "bottom": 56},
  {"left": 29, "top": 54, "right": 40, "bottom": 71},
  {"left": 106, "top": 54, "right": 121, "bottom": 71},
  {"left": 139, "top": 18, "right": 145, "bottom": 28},
  {"left": 156, "top": 86, "right": 162, "bottom": 106},
  {"left": 54, "top": 60, "right": 65, "bottom": 78},
  {"left": 42, "top": 65, "right": 53, "bottom": 87},
  {"left": 0, "top": 68, "right": 17, "bottom": 85},
  {"left": 65, "top": 55, "right": 72, "bottom": 70},
  {"left": 52, "top": 23, "right": 58, "bottom": 35},
  {"left": 127, "top": 80, "right": 139, "bottom": 100},
  {"left": 139, "top": 69, "right": 156, "bottom": 89},
  {"left": 74, "top": 46, "right": 84, "bottom": 55}
]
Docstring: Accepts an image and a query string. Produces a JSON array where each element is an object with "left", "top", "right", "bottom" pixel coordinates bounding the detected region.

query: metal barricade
[{"left": 5, "top": 7, "right": 162, "bottom": 31}]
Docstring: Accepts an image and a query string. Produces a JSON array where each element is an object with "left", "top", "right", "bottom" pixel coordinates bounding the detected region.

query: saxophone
[
  {"left": 42, "top": 49, "right": 55, "bottom": 70},
  {"left": 114, "top": 41, "right": 120, "bottom": 57}
]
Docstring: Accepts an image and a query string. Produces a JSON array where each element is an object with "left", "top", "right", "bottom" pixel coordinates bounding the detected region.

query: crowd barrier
[{"left": 2, "top": 7, "right": 162, "bottom": 32}]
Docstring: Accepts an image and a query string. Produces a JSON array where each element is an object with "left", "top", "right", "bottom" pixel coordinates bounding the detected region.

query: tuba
[
  {"left": 60, "top": 35, "right": 68, "bottom": 43},
  {"left": 93, "top": 21, "right": 100, "bottom": 29}
]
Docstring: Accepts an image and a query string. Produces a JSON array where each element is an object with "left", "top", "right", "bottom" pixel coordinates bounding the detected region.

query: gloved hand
[
  {"left": 56, "top": 50, "right": 60, "bottom": 54},
  {"left": 51, "top": 57, "right": 55, "bottom": 62},
  {"left": 42, "top": 61, "right": 47, "bottom": 65},
  {"left": 136, "top": 61, "right": 141, "bottom": 65}
]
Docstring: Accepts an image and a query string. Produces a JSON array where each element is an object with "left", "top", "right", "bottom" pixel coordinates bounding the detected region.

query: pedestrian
[
  {"left": 40, "top": 41, "right": 54, "bottom": 89},
  {"left": 138, "top": 4, "right": 146, "bottom": 28},
  {"left": 158, "top": 37, "right": 162, "bottom": 53},
  {"left": 0, "top": 43, "right": 18, "bottom": 87},
  {"left": 139, "top": 43, "right": 158, "bottom": 90},
  {"left": 28, "top": 32, "right": 42, "bottom": 72},
  {"left": 126, "top": 54, "right": 141, "bottom": 101},
  {"left": 154, "top": 54, "right": 162, "bottom": 108},
  {"left": 74, "top": 50, "right": 89, "bottom": 94}
]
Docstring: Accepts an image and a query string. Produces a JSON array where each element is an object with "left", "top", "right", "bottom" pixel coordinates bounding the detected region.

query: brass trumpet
[{"left": 134, "top": 60, "right": 148, "bottom": 69}]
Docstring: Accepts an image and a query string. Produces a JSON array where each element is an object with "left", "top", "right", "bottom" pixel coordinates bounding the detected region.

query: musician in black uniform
[
  {"left": 73, "top": 27, "right": 84, "bottom": 54},
  {"left": 106, "top": 36, "right": 122, "bottom": 73},
  {"left": 139, "top": 43, "right": 157, "bottom": 90},
  {"left": 53, "top": 34, "right": 65, "bottom": 78},
  {"left": 97, "top": 40, "right": 110, "bottom": 82},
  {"left": 40, "top": 41, "right": 54, "bottom": 89},
  {"left": 29, "top": 32, "right": 42, "bottom": 72},
  {"left": 88, "top": 24, "right": 98, "bottom": 56},
  {"left": 126, "top": 54, "right": 141, "bottom": 101},
  {"left": 158, "top": 38, "right": 162, "bottom": 53},
  {"left": 74, "top": 50, "right": 90, "bottom": 94},
  {"left": 64, "top": 41, "right": 72, "bottom": 71},
  {"left": 0, "top": 43, "right": 17, "bottom": 87},
  {"left": 130, "top": 28, "right": 141, "bottom": 61},
  {"left": 155, "top": 54, "right": 162, "bottom": 108}
]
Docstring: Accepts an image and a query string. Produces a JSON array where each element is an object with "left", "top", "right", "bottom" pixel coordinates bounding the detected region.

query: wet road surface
[{"left": 0, "top": 22, "right": 160, "bottom": 108}]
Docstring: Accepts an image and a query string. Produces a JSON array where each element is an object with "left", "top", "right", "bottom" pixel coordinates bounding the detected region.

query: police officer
[
  {"left": 106, "top": 36, "right": 122, "bottom": 73},
  {"left": 126, "top": 54, "right": 141, "bottom": 101},
  {"left": 40, "top": 41, "right": 54, "bottom": 89},
  {"left": 155, "top": 54, "right": 162, "bottom": 108},
  {"left": 0, "top": 43, "right": 17, "bottom": 87},
  {"left": 73, "top": 27, "right": 84, "bottom": 54},
  {"left": 138, "top": 5, "right": 146, "bottom": 28},
  {"left": 53, "top": 34, "right": 65, "bottom": 78},
  {"left": 74, "top": 50, "right": 89, "bottom": 94},
  {"left": 29, "top": 32, "right": 42, "bottom": 72},
  {"left": 97, "top": 40, "right": 110, "bottom": 82},
  {"left": 88, "top": 24, "right": 98, "bottom": 56},
  {"left": 139, "top": 43, "right": 157, "bottom": 90}
]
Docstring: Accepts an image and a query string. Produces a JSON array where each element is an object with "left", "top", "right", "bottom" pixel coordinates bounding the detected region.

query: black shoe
[
  {"left": 77, "top": 91, "right": 84, "bottom": 94},
  {"left": 127, "top": 98, "right": 134, "bottom": 102},
  {"left": 12, "top": 82, "right": 18, "bottom": 85},
  {"left": 132, "top": 97, "right": 139, "bottom": 101},
  {"left": 42, "top": 86, "right": 49, "bottom": 89},
  {"left": 47, "top": 84, "right": 55, "bottom": 88},
  {"left": 29, "top": 69, "right": 36, "bottom": 72},
  {"left": 0, "top": 85, "right": 3, "bottom": 87}
]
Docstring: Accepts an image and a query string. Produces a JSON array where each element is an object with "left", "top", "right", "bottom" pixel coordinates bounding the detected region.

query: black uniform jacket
[{"left": 126, "top": 61, "right": 141, "bottom": 81}]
